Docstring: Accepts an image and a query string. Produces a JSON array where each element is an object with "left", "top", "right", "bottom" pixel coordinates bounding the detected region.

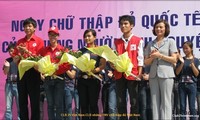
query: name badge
[{"left": 130, "top": 44, "right": 136, "bottom": 51}]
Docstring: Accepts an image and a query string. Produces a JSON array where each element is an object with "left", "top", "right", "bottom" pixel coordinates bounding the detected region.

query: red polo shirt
[
  {"left": 41, "top": 44, "right": 70, "bottom": 75},
  {"left": 13, "top": 34, "right": 44, "bottom": 58}
]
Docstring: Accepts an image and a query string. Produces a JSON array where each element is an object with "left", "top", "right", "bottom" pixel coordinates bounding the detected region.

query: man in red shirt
[
  {"left": 113, "top": 15, "right": 144, "bottom": 120},
  {"left": 13, "top": 17, "right": 44, "bottom": 120}
]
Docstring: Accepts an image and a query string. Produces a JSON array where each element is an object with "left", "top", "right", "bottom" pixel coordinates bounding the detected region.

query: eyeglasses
[{"left": 48, "top": 33, "right": 58, "bottom": 37}]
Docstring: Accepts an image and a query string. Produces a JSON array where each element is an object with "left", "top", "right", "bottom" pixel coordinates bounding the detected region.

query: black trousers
[
  {"left": 116, "top": 76, "right": 139, "bottom": 120},
  {"left": 17, "top": 68, "right": 41, "bottom": 120},
  {"left": 77, "top": 78, "right": 101, "bottom": 120}
]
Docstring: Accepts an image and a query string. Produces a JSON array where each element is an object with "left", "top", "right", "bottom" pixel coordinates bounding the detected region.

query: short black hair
[
  {"left": 23, "top": 17, "right": 37, "bottom": 28},
  {"left": 119, "top": 15, "right": 134, "bottom": 26},
  {"left": 6, "top": 43, "right": 16, "bottom": 52}
]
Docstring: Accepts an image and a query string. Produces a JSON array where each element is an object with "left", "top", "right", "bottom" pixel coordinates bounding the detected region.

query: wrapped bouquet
[{"left": 87, "top": 45, "right": 140, "bottom": 80}]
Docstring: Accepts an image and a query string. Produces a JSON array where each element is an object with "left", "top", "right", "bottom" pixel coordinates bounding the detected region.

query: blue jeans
[
  {"left": 40, "top": 91, "right": 46, "bottom": 120},
  {"left": 101, "top": 82, "right": 117, "bottom": 120},
  {"left": 197, "top": 90, "right": 200, "bottom": 120},
  {"left": 138, "top": 81, "right": 152, "bottom": 120},
  {"left": 64, "top": 85, "right": 79, "bottom": 120},
  {"left": 44, "top": 79, "right": 65, "bottom": 120},
  {"left": 179, "top": 83, "right": 197, "bottom": 120},
  {"left": 172, "top": 81, "right": 180, "bottom": 120},
  {"left": 5, "top": 82, "right": 20, "bottom": 120}
]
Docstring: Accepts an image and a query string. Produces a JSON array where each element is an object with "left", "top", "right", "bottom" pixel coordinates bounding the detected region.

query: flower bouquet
[
  {"left": 18, "top": 46, "right": 70, "bottom": 80},
  {"left": 36, "top": 55, "right": 57, "bottom": 77},
  {"left": 68, "top": 49, "right": 82, "bottom": 58},
  {"left": 52, "top": 47, "right": 71, "bottom": 77},
  {"left": 87, "top": 45, "right": 140, "bottom": 80},
  {"left": 18, "top": 54, "right": 43, "bottom": 80},
  {"left": 58, "top": 52, "right": 102, "bottom": 81},
  {"left": 75, "top": 53, "right": 103, "bottom": 81}
]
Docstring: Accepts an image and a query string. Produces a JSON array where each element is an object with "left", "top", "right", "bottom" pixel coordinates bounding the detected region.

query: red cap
[{"left": 48, "top": 26, "right": 59, "bottom": 35}]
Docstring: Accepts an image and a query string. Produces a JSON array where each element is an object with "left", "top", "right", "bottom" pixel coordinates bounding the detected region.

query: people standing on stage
[
  {"left": 101, "top": 62, "right": 117, "bottom": 120},
  {"left": 40, "top": 26, "right": 70, "bottom": 120},
  {"left": 3, "top": 43, "right": 20, "bottom": 120},
  {"left": 112, "top": 15, "right": 144, "bottom": 120},
  {"left": 175, "top": 41, "right": 199, "bottom": 120},
  {"left": 77, "top": 29, "right": 106, "bottom": 120},
  {"left": 13, "top": 17, "right": 44, "bottom": 120},
  {"left": 64, "top": 65, "right": 80, "bottom": 120},
  {"left": 144, "top": 19, "right": 177, "bottom": 119},
  {"left": 172, "top": 49, "right": 181, "bottom": 120}
]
